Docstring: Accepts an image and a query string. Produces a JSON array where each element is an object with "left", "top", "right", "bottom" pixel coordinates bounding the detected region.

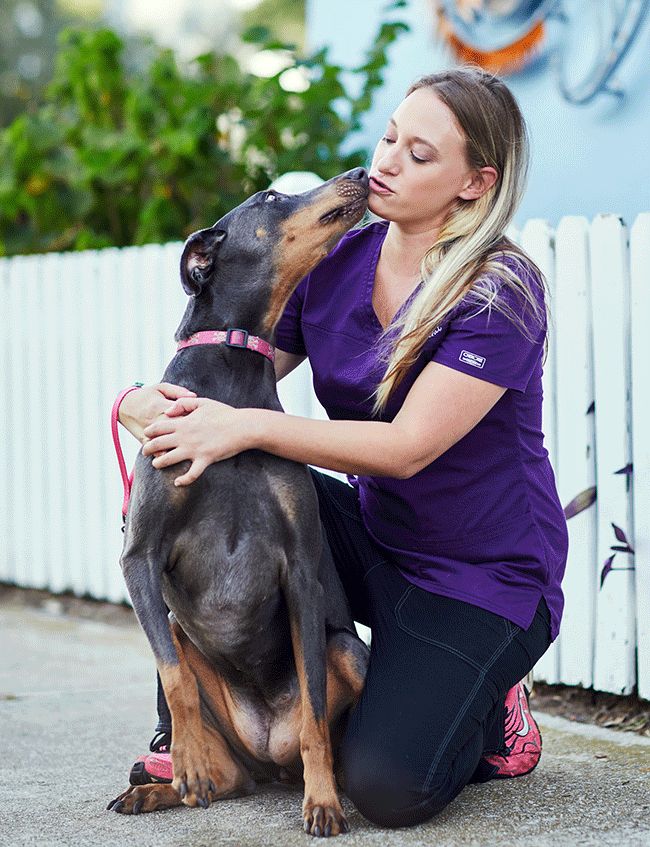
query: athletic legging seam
[
  {"left": 363, "top": 560, "right": 389, "bottom": 582},
  {"left": 422, "top": 627, "right": 517, "bottom": 793},
  {"left": 394, "top": 585, "right": 484, "bottom": 672}
]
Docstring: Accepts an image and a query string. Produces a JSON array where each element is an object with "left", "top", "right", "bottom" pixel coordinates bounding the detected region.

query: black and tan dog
[{"left": 107, "top": 169, "right": 370, "bottom": 836}]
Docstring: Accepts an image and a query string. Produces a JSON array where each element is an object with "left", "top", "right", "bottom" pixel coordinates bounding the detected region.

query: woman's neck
[{"left": 381, "top": 221, "right": 442, "bottom": 282}]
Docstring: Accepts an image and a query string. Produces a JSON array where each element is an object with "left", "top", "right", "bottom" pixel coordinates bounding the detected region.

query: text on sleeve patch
[{"left": 459, "top": 350, "right": 486, "bottom": 368}]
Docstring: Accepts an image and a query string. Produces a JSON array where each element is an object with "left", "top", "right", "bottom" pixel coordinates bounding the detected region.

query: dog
[{"left": 107, "top": 168, "right": 371, "bottom": 837}]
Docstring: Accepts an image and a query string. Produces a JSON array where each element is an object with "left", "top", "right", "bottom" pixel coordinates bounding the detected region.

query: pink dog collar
[{"left": 177, "top": 328, "right": 275, "bottom": 363}]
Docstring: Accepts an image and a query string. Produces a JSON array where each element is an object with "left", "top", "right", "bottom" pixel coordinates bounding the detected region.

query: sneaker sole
[{"left": 129, "top": 760, "right": 173, "bottom": 786}]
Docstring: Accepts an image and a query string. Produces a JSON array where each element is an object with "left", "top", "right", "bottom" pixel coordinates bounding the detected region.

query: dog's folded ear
[{"left": 180, "top": 227, "right": 227, "bottom": 295}]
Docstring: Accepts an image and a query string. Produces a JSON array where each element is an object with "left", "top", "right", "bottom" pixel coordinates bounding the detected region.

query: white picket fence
[{"left": 1, "top": 210, "right": 649, "bottom": 699}]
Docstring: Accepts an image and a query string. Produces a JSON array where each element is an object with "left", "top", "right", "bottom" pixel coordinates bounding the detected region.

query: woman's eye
[{"left": 381, "top": 136, "right": 427, "bottom": 163}]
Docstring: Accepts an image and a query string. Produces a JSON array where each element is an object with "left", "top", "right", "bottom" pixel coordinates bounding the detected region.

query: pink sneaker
[
  {"left": 129, "top": 732, "right": 173, "bottom": 785},
  {"left": 482, "top": 681, "right": 542, "bottom": 778}
]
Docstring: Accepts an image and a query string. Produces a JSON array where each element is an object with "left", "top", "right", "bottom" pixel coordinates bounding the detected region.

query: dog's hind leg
[
  {"left": 119, "top": 549, "right": 212, "bottom": 809},
  {"left": 325, "top": 629, "right": 368, "bottom": 716},
  {"left": 171, "top": 622, "right": 258, "bottom": 799},
  {"left": 324, "top": 629, "right": 369, "bottom": 792},
  {"left": 282, "top": 558, "right": 350, "bottom": 837}
]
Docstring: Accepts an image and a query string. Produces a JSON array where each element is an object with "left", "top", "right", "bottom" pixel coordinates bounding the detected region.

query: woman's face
[{"left": 368, "top": 87, "right": 495, "bottom": 229}]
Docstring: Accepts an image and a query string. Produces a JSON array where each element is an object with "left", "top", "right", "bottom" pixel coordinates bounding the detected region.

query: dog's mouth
[{"left": 319, "top": 195, "right": 368, "bottom": 224}]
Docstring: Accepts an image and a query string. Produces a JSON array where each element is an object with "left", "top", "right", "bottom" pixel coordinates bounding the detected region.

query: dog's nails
[
  {"left": 106, "top": 799, "right": 116, "bottom": 811},
  {"left": 313, "top": 825, "right": 322, "bottom": 837},
  {"left": 209, "top": 780, "right": 217, "bottom": 794},
  {"left": 341, "top": 819, "right": 350, "bottom": 833},
  {"left": 111, "top": 800, "right": 124, "bottom": 813},
  {"left": 324, "top": 822, "right": 332, "bottom": 837},
  {"left": 179, "top": 782, "right": 187, "bottom": 799},
  {"left": 197, "top": 795, "right": 209, "bottom": 809},
  {"left": 133, "top": 799, "right": 143, "bottom": 815},
  {"left": 304, "top": 819, "right": 311, "bottom": 833}
]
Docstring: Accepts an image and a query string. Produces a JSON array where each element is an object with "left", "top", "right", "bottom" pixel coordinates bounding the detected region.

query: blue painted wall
[{"left": 306, "top": 0, "right": 650, "bottom": 227}]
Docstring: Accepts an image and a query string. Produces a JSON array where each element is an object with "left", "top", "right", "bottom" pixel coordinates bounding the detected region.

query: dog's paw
[
  {"left": 106, "top": 784, "right": 181, "bottom": 814},
  {"left": 171, "top": 748, "right": 214, "bottom": 809},
  {"left": 303, "top": 802, "right": 350, "bottom": 837}
]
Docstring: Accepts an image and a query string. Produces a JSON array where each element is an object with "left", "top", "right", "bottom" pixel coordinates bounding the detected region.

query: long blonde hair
[{"left": 368, "top": 66, "right": 550, "bottom": 418}]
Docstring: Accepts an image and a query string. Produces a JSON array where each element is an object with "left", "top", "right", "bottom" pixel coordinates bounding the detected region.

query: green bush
[{"left": 0, "top": 7, "right": 409, "bottom": 256}]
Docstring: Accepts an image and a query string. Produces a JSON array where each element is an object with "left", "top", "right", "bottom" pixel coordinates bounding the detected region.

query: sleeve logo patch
[{"left": 459, "top": 350, "right": 486, "bottom": 368}]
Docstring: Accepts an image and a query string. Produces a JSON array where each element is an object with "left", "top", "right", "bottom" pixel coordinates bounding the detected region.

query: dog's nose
[{"left": 345, "top": 167, "right": 368, "bottom": 182}]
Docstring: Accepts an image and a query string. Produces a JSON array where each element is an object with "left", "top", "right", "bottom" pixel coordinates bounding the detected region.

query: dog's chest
[{"left": 231, "top": 687, "right": 302, "bottom": 766}]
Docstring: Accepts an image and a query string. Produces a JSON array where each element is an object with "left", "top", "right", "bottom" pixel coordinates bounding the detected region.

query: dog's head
[{"left": 178, "top": 168, "right": 368, "bottom": 337}]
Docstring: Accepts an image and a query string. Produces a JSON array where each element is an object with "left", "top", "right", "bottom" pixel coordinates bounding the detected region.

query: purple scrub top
[{"left": 275, "top": 220, "right": 568, "bottom": 642}]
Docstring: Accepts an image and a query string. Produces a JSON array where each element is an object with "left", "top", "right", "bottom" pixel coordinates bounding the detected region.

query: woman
[{"left": 118, "top": 66, "right": 568, "bottom": 828}]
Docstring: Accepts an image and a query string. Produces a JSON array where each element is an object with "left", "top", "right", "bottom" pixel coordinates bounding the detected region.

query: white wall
[{"left": 307, "top": 0, "right": 650, "bottom": 227}]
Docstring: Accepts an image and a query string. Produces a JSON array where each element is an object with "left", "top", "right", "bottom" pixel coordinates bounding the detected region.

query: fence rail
[{"left": 1, "top": 211, "right": 648, "bottom": 699}]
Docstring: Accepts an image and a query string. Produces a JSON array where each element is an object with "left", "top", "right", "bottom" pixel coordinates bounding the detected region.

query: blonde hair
[{"left": 368, "top": 65, "right": 550, "bottom": 418}]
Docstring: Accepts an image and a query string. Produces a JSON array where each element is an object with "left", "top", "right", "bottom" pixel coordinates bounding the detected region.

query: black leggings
[{"left": 154, "top": 467, "right": 552, "bottom": 828}]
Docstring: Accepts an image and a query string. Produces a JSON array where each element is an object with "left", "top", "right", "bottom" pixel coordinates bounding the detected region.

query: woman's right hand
[{"left": 118, "top": 382, "right": 197, "bottom": 444}]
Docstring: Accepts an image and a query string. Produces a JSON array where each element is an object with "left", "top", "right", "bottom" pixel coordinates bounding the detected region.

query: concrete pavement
[{"left": 1, "top": 600, "right": 649, "bottom": 847}]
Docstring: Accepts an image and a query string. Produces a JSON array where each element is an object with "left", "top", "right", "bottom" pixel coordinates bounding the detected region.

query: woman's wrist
[
  {"left": 118, "top": 386, "right": 148, "bottom": 442},
  {"left": 239, "top": 407, "right": 268, "bottom": 452}
]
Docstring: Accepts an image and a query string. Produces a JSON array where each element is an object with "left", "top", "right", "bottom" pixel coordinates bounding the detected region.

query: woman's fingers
[
  {"left": 143, "top": 417, "right": 177, "bottom": 439},
  {"left": 156, "top": 382, "right": 197, "bottom": 400},
  {"left": 173, "top": 458, "right": 209, "bottom": 487},
  {"left": 165, "top": 397, "right": 203, "bottom": 417},
  {"left": 142, "top": 434, "right": 178, "bottom": 456},
  {"left": 151, "top": 448, "right": 187, "bottom": 469}
]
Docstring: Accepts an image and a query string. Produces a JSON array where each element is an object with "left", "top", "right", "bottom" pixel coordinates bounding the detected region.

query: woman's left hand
[{"left": 142, "top": 397, "right": 250, "bottom": 487}]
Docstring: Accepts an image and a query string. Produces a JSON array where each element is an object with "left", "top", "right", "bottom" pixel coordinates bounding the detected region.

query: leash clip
[{"left": 225, "top": 328, "right": 249, "bottom": 349}]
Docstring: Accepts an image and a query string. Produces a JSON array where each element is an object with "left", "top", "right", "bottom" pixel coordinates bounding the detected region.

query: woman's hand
[
  {"left": 142, "top": 397, "right": 252, "bottom": 486},
  {"left": 118, "top": 382, "right": 197, "bottom": 443}
]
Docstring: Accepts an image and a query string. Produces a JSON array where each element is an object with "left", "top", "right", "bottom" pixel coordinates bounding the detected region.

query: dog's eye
[{"left": 265, "top": 192, "right": 282, "bottom": 203}]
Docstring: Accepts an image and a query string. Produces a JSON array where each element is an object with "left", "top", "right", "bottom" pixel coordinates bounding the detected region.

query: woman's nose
[{"left": 376, "top": 151, "right": 399, "bottom": 174}]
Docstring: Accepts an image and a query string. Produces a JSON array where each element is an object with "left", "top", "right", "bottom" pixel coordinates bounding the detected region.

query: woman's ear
[
  {"left": 180, "top": 228, "right": 227, "bottom": 295},
  {"left": 458, "top": 166, "right": 499, "bottom": 201}
]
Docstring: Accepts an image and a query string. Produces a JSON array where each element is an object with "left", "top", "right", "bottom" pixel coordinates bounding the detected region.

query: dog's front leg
[
  {"left": 120, "top": 551, "right": 212, "bottom": 809},
  {"left": 284, "top": 562, "right": 350, "bottom": 837}
]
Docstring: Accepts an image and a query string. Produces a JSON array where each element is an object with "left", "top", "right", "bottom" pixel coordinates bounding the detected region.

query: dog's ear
[{"left": 180, "top": 227, "right": 227, "bottom": 295}]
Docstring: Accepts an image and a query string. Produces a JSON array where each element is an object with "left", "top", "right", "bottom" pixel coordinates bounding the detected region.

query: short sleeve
[
  {"left": 431, "top": 274, "right": 546, "bottom": 393},
  {"left": 275, "top": 272, "right": 309, "bottom": 355}
]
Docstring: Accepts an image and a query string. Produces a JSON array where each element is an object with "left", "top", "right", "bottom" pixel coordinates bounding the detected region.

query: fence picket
[
  {"left": 8, "top": 256, "right": 30, "bottom": 588},
  {"left": 551, "top": 218, "right": 598, "bottom": 686},
  {"left": 590, "top": 215, "right": 636, "bottom": 695},
  {"left": 42, "top": 253, "right": 68, "bottom": 593},
  {"left": 520, "top": 219, "right": 561, "bottom": 685},
  {"left": 630, "top": 213, "right": 650, "bottom": 700},
  {"left": 0, "top": 254, "right": 10, "bottom": 583}
]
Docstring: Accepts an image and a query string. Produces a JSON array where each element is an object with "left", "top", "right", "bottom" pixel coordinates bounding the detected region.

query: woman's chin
[{"left": 368, "top": 193, "right": 395, "bottom": 218}]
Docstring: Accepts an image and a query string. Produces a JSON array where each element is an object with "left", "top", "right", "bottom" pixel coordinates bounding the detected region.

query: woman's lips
[{"left": 369, "top": 176, "right": 394, "bottom": 195}]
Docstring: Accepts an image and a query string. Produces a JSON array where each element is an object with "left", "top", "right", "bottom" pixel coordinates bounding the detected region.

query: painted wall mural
[{"left": 432, "top": 0, "right": 649, "bottom": 104}]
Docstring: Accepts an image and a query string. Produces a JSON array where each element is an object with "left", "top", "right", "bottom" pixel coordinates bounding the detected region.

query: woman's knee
[{"left": 339, "top": 743, "right": 452, "bottom": 828}]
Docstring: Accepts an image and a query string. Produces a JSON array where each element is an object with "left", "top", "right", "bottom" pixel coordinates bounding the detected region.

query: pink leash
[
  {"left": 112, "top": 328, "right": 275, "bottom": 525},
  {"left": 111, "top": 383, "right": 144, "bottom": 524}
]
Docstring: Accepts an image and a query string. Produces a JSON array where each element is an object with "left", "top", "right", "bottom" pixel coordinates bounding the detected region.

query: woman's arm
[
  {"left": 142, "top": 360, "right": 506, "bottom": 486},
  {"left": 249, "top": 359, "right": 506, "bottom": 477}
]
